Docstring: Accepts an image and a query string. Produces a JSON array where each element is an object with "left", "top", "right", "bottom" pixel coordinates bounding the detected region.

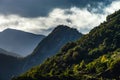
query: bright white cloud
[{"left": 0, "top": 0, "right": 120, "bottom": 35}]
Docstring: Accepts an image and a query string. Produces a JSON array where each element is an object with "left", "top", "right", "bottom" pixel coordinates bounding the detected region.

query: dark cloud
[{"left": 0, "top": 0, "right": 113, "bottom": 17}]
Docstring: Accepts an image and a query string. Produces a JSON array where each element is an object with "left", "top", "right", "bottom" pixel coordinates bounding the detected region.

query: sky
[{"left": 0, "top": 0, "right": 120, "bottom": 35}]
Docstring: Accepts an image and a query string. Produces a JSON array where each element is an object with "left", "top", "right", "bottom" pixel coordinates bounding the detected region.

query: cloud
[
  {"left": 0, "top": 0, "right": 113, "bottom": 17},
  {"left": 104, "top": 0, "right": 120, "bottom": 14},
  {"left": 0, "top": 0, "right": 119, "bottom": 35}
]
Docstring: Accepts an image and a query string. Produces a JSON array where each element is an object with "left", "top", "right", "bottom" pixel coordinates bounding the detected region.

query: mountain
[
  {"left": 0, "top": 48, "right": 21, "bottom": 57},
  {"left": 13, "top": 10, "right": 120, "bottom": 80},
  {"left": 0, "top": 28, "right": 45, "bottom": 57},
  {"left": 0, "top": 53, "right": 22, "bottom": 80},
  {"left": 22, "top": 25, "right": 83, "bottom": 72}
]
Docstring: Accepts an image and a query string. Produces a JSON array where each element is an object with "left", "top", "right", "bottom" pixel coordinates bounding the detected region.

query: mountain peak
[
  {"left": 3, "top": 28, "right": 31, "bottom": 34},
  {"left": 51, "top": 25, "right": 82, "bottom": 36},
  {"left": 3, "top": 28, "right": 17, "bottom": 32},
  {"left": 54, "top": 25, "right": 70, "bottom": 30},
  {"left": 23, "top": 25, "right": 83, "bottom": 72},
  {"left": 53, "top": 25, "right": 74, "bottom": 31},
  {"left": 32, "top": 25, "right": 82, "bottom": 57}
]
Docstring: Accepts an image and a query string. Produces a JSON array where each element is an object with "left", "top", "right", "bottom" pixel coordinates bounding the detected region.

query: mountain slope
[
  {"left": 0, "top": 48, "right": 21, "bottom": 57},
  {"left": 0, "top": 53, "right": 23, "bottom": 80},
  {"left": 0, "top": 29, "right": 45, "bottom": 56},
  {"left": 22, "top": 25, "right": 83, "bottom": 72},
  {"left": 14, "top": 10, "right": 120, "bottom": 80}
]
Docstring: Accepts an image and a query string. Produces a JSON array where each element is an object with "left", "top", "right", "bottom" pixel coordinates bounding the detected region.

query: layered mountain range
[
  {"left": 0, "top": 25, "right": 82, "bottom": 80},
  {"left": 0, "top": 29, "right": 45, "bottom": 56}
]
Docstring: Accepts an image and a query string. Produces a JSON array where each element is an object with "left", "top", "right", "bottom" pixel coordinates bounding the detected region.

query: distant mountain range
[{"left": 0, "top": 28, "right": 45, "bottom": 57}]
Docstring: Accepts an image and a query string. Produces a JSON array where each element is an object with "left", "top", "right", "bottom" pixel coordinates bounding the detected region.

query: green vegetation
[{"left": 13, "top": 10, "right": 120, "bottom": 80}]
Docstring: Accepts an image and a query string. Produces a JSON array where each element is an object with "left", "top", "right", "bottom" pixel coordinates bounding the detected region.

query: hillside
[
  {"left": 22, "top": 25, "right": 82, "bottom": 72},
  {"left": 0, "top": 29, "right": 45, "bottom": 56},
  {"left": 0, "top": 48, "right": 21, "bottom": 57},
  {"left": 13, "top": 10, "right": 120, "bottom": 80},
  {"left": 0, "top": 53, "right": 23, "bottom": 80}
]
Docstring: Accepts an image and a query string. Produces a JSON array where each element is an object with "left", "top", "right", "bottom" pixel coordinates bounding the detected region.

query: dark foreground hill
[
  {"left": 0, "top": 53, "right": 23, "bottom": 80},
  {"left": 13, "top": 10, "right": 120, "bottom": 80}
]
